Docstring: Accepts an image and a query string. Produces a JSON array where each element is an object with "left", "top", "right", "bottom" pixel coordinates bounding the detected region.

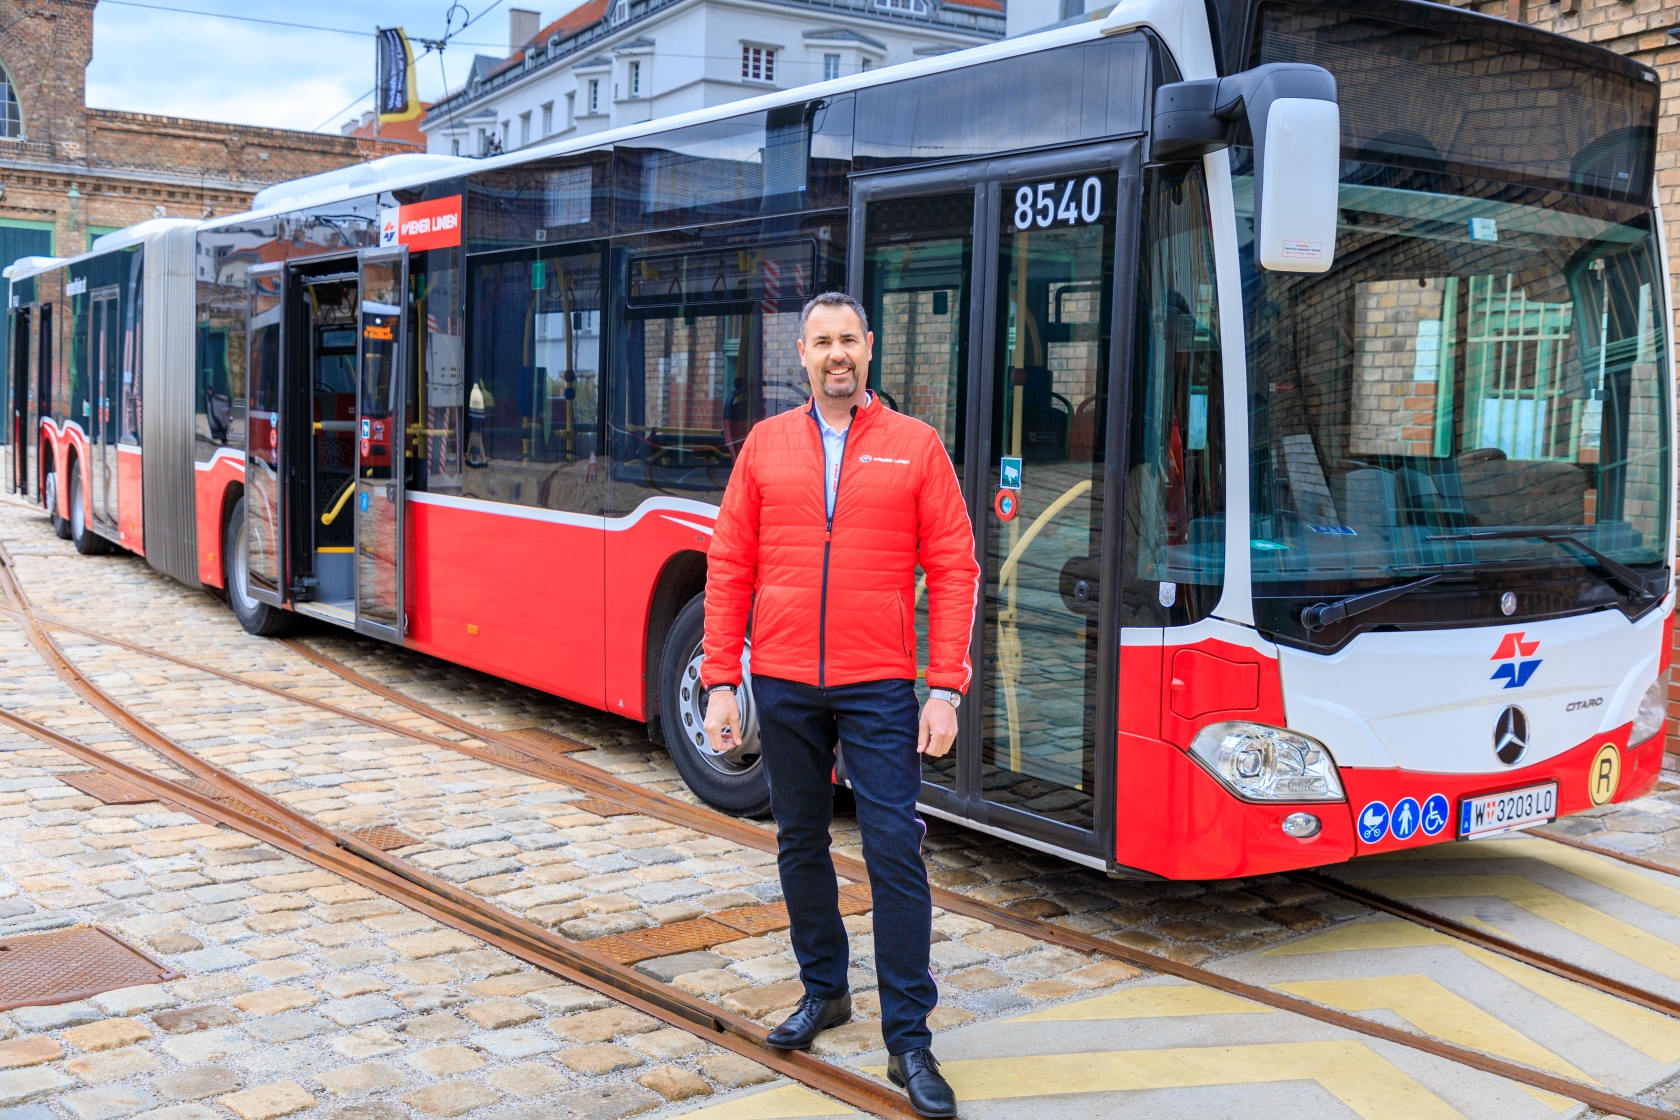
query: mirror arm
[{"left": 1149, "top": 62, "right": 1338, "bottom": 162}]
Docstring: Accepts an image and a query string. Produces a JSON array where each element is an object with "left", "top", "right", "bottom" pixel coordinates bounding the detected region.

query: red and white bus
[{"left": 5, "top": 0, "right": 1672, "bottom": 879}]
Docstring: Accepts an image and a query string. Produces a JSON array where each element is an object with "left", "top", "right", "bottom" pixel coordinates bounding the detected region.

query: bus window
[
  {"left": 465, "top": 245, "right": 605, "bottom": 514},
  {"left": 608, "top": 241, "right": 814, "bottom": 511},
  {"left": 1122, "top": 163, "right": 1226, "bottom": 627}
]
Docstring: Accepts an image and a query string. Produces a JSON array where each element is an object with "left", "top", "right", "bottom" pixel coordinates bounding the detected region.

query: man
[{"left": 702, "top": 291, "right": 977, "bottom": 1117}]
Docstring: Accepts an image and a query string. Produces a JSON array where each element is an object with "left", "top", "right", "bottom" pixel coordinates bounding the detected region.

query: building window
[
  {"left": 451, "top": 137, "right": 460, "bottom": 156},
  {"left": 629, "top": 60, "right": 642, "bottom": 97},
  {"left": 0, "top": 67, "right": 20, "bottom": 139},
  {"left": 500, "top": 121, "right": 510, "bottom": 150},
  {"left": 822, "top": 54, "right": 840, "bottom": 82},
  {"left": 589, "top": 79, "right": 600, "bottom": 114},
  {"left": 874, "top": 0, "right": 928, "bottom": 11},
  {"left": 542, "top": 101, "right": 554, "bottom": 136},
  {"left": 861, "top": 57, "right": 874, "bottom": 71},
  {"left": 520, "top": 112, "right": 531, "bottom": 146},
  {"left": 741, "top": 46, "right": 775, "bottom": 83},
  {"left": 566, "top": 91, "right": 576, "bottom": 129},
  {"left": 611, "top": 0, "right": 628, "bottom": 24}
]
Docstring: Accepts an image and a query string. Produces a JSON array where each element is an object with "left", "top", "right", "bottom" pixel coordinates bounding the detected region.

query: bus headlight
[
  {"left": 1189, "top": 721, "right": 1346, "bottom": 802},
  {"left": 1631, "top": 677, "right": 1666, "bottom": 746}
]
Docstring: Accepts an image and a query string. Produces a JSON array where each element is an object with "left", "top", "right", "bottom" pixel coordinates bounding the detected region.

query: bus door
[
  {"left": 353, "top": 248, "right": 408, "bottom": 643},
  {"left": 89, "top": 286, "right": 120, "bottom": 530},
  {"left": 243, "top": 263, "right": 287, "bottom": 607},
  {"left": 8, "top": 305, "right": 27, "bottom": 495},
  {"left": 851, "top": 141, "right": 1136, "bottom": 865}
]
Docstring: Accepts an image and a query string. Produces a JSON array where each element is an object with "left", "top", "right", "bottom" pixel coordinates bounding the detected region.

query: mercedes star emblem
[
  {"left": 1501, "top": 591, "right": 1517, "bottom": 616},
  {"left": 1494, "top": 705, "right": 1529, "bottom": 765}
]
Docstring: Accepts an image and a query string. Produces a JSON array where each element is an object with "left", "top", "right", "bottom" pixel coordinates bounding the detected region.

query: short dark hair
[{"left": 798, "top": 291, "right": 869, "bottom": 339}]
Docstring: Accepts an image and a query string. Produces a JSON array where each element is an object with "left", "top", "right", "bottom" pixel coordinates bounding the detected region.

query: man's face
[{"left": 797, "top": 304, "right": 873, "bottom": 402}]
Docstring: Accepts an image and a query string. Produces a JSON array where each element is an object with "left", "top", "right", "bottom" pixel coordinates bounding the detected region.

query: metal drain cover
[
  {"left": 0, "top": 926, "right": 181, "bottom": 1011},
  {"left": 352, "top": 825, "right": 421, "bottom": 851},
  {"left": 568, "top": 798, "right": 633, "bottom": 818},
  {"left": 501, "top": 727, "right": 589, "bottom": 754},
  {"left": 57, "top": 770, "right": 156, "bottom": 805}
]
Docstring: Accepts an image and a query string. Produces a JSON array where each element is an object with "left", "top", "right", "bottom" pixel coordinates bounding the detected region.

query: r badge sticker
[
  {"left": 1357, "top": 801, "right": 1389, "bottom": 844},
  {"left": 1589, "top": 743, "right": 1621, "bottom": 807}
]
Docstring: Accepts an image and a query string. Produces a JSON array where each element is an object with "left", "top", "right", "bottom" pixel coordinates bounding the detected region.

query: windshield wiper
[
  {"left": 1300, "top": 573, "right": 1444, "bottom": 632},
  {"left": 1426, "top": 529, "right": 1657, "bottom": 603}
]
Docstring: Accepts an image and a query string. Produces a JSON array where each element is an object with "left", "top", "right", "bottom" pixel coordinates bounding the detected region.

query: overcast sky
[{"left": 85, "top": 1, "right": 575, "bottom": 134}]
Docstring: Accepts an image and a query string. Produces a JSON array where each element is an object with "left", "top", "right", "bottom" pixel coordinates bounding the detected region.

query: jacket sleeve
[
  {"left": 916, "top": 430, "right": 980, "bottom": 693},
  {"left": 701, "top": 431, "right": 763, "bottom": 688}
]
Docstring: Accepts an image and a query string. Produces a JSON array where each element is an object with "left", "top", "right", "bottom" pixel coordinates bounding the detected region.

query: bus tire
[
  {"left": 70, "top": 470, "right": 113, "bottom": 555},
  {"left": 225, "top": 497, "right": 297, "bottom": 637},
  {"left": 659, "top": 594, "right": 771, "bottom": 817},
  {"left": 45, "top": 467, "right": 69, "bottom": 540}
]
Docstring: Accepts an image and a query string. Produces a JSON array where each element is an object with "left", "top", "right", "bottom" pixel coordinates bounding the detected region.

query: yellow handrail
[
  {"left": 997, "top": 479, "right": 1092, "bottom": 585},
  {"left": 320, "top": 478, "right": 357, "bottom": 526}
]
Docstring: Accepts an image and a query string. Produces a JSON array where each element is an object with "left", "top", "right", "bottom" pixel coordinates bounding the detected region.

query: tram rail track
[{"left": 0, "top": 543, "right": 1678, "bottom": 1117}]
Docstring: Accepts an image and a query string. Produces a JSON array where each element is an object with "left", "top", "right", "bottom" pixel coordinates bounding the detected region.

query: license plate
[{"left": 1458, "top": 781, "right": 1558, "bottom": 840}]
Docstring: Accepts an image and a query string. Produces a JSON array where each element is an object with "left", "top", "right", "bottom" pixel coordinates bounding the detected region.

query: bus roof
[{"left": 198, "top": 14, "right": 1115, "bottom": 232}]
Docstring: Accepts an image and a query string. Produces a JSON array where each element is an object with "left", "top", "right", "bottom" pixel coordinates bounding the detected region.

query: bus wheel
[
  {"left": 69, "top": 471, "right": 112, "bottom": 555},
  {"left": 225, "top": 497, "right": 297, "bottom": 637},
  {"left": 659, "top": 594, "right": 770, "bottom": 817},
  {"left": 45, "top": 468, "right": 69, "bottom": 540}
]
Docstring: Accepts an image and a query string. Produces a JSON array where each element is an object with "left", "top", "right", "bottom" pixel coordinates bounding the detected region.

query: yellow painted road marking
[
  {"left": 670, "top": 1084, "right": 855, "bottom": 1118},
  {"left": 1360, "top": 874, "right": 1680, "bottom": 981},
  {"left": 1009, "top": 983, "right": 1266, "bottom": 1022},
  {"left": 1275, "top": 974, "right": 1588, "bottom": 1109},
  {"left": 1384, "top": 836, "right": 1680, "bottom": 920},
  {"left": 864, "top": 1041, "right": 1468, "bottom": 1119},
  {"left": 1270, "top": 919, "right": 1680, "bottom": 1063}
]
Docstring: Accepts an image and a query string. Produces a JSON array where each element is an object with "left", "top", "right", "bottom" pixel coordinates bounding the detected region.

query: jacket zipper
[{"left": 812, "top": 404, "right": 858, "bottom": 689}]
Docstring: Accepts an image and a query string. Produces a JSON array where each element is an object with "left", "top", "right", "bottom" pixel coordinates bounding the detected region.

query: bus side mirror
[{"left": 1151, "top": 62, "right": 1341, "bottom": 274}]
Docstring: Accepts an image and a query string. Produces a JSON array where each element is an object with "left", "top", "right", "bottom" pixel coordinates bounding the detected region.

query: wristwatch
[
  {"left": 705, "top": 684, "right": 737, "bottom": 696},
  {"left": 929, "top": 687, "right": 962, "bottom": 710}
]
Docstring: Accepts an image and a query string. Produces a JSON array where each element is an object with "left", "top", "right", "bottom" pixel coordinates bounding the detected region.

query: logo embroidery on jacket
[{"left": 857, "top": 454, "right": 910, "bottom": 465}]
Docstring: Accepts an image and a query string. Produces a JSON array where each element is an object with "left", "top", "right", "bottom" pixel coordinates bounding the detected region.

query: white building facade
[{"left": 422, "top": 0, "right": 1005, "bottom": 157}]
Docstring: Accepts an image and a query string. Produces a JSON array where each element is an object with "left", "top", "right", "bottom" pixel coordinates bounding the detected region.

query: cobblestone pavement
[{"left": 18, "top": 494, "right": 1680, "bottom": 1118}]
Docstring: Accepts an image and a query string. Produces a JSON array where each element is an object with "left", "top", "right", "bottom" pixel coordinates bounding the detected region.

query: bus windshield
[{"left": 1237, "top": 164, "right": 1670, "bottom": 642}]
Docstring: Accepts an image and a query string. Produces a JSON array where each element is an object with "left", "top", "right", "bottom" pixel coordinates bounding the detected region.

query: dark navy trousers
[{"left": 752, "top": 675, "right": 935, "bottom": 1056}]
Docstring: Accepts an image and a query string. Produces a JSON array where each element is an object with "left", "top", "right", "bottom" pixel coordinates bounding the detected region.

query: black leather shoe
[
  {"left": 888, "top": 1048, "right": 956, "bottom": 1117},
  {"left": 766, "top": 992, "right": 852, "bottom": 1050}
]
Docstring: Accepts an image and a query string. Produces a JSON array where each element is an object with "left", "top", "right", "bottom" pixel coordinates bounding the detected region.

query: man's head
[{"left": 797, "top": 292, "right": 873, "bottom": 404}]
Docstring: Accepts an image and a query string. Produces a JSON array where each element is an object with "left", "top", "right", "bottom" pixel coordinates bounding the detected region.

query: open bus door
[
  {"left": 243, "top": 262, "right": 287, "bottom": 607},
  {"left": 8, "top": 304, "right": 26, "bottom": 495},
  {"left": 353, "top": 248, "right": 407, "bottom": 643},
  {"left": 89, "top": 286, "right": 120, "bottom": 532},
  {"left": 849, "top": 141, "right": 1136, "bottom": 868}
]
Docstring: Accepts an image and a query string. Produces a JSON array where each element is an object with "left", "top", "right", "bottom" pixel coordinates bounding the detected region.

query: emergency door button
[{"left": 1169, "top": 648, "right": 1260, "bottom": 720}]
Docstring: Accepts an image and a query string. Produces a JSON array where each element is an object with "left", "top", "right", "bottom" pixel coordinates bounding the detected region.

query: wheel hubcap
[{"left": 678, "top": 641, "right": 761, "bottom": 776}]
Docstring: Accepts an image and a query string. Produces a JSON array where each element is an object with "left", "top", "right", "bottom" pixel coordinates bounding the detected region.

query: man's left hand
[{"left": 918, "top": 696, "right": 958, "bottom": 757}]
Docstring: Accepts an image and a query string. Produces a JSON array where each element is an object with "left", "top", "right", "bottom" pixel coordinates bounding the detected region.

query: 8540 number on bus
[{"left": 1012, "top": 178, "right": 1105, "bottom": 231}]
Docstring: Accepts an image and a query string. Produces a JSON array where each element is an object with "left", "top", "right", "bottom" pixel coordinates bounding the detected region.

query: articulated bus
[{"left": 4, "top": 0, "right": 1673, "bottom": 879}]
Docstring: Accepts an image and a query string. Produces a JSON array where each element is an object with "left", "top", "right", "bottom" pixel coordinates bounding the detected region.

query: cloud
[{"left": 84, "top": 1, "right": 542, "bottom": 133}]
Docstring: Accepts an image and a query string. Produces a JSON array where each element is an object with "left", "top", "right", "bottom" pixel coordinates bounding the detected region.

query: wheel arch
[
  {"left": 644, "top": 549, "right": 709, "bottom": 740},
  {"left": 213, "top": 480, "right": 245, "bottom": 592}
]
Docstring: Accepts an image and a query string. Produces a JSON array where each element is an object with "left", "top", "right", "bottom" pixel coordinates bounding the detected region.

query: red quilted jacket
[{"left": 703, "top": 393, "right": 979, "bottom": 692}]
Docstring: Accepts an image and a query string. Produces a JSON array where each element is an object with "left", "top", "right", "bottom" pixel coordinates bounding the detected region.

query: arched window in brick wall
[{"left": 0, "top": 61, "right": 21, "bottom": 138}]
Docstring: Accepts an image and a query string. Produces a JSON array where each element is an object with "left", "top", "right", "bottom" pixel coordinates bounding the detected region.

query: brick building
[{"left": 0, "top": 0, "right": 421, "bottom": 273}]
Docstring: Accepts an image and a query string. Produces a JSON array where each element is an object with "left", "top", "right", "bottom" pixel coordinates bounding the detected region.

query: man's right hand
[{"left": 702, "top": 689, "right": 741, "bottom": 756}]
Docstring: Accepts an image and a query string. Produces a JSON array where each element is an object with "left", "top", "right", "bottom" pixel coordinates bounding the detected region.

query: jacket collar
[{"left": 806, "top": 389, "right": 878, "bottom": 435}]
